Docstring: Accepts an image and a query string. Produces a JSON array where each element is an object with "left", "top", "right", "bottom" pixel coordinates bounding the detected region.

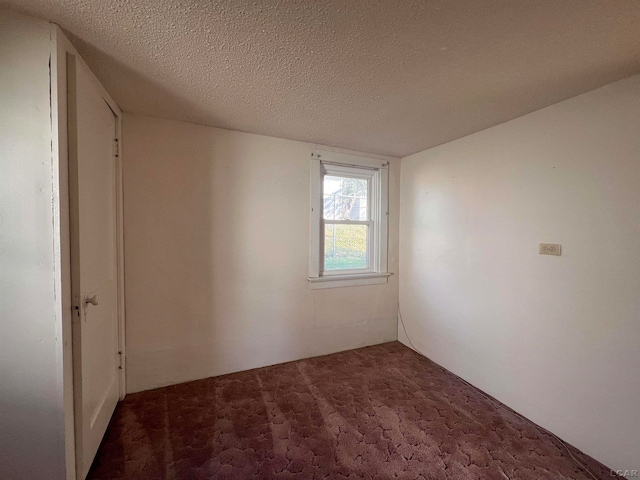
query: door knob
[{"left": 85, "top": 295, "right": 99, "bottom": 306}]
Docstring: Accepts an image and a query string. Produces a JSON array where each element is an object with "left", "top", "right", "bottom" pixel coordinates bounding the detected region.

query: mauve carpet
[{"left": 89, "top": 342, "right": 614, "bottom": 479}]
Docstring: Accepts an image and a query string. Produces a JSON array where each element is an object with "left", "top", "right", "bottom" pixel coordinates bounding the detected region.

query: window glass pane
[
  {"left": 323, "top": 175, "right": 368, "bottom": 220},
  {"left": 324, "top": 224, "right": 368, "bottom": 270}
]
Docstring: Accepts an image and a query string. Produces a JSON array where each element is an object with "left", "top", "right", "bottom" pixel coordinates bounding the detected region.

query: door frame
[{"left": 50, "top": 25, "right": 125, "bottom": 480}]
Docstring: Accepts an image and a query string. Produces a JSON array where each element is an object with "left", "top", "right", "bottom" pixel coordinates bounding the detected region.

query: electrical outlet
[{"left": 539, "top": 243, "right": 561, "bottom": 256}]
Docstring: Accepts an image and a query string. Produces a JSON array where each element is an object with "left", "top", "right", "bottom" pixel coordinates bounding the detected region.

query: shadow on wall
[
  {"left": 64, "top": 30, "right": 222, "bottom": 127},
  {"left": 122, "top": 114, "right": 399, "bottom": 393},
  {"left": 71, "top": 27, "right": 318, "bottom": 389},
  {"left": 122, "top": 122, "right": 314, "bottom": 385}
]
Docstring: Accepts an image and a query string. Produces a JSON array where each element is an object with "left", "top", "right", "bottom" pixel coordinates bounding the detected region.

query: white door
[{"left": 68, "top": 55, "right": 121, "bottom": 480}]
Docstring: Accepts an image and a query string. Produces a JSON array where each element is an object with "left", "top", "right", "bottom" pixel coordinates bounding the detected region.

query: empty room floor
[{"left": 89, "top": 343, "right": 612, "bottom": 479}]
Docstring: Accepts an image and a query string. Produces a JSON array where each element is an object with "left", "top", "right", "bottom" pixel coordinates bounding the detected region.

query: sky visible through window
[{"left": 323, "top": 175, "right": 368, "bottom": 270}]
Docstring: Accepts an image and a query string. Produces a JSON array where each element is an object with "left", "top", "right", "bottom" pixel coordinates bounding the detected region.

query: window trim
[
  {"left": 322, "top": 165, "right": 374, "bottom": 275},
  {"left": 308, "top": 150, "right": 389, "bottom": 289}
]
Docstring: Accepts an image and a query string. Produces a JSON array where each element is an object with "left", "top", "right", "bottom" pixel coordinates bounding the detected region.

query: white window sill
[{"left": 308, "top": 272, "right": 391, "bottom": 289}]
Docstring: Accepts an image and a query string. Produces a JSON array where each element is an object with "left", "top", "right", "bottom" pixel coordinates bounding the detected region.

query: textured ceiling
[{"left": 3, "top": 1, "right": 640, "bottom": 157}]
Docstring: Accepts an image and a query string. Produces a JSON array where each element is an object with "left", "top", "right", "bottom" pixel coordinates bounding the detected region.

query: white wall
[
  {"left": 399, "top": 74, "right": 640, "bottom": 470},
  {"left": 0, "top": 10, "right": 67, "bottom": 480},
  {"left": 123, "top": 114, "right": 399, "bottom": 393}
]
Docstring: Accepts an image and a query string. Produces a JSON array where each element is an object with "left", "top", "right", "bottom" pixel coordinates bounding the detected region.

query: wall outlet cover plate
[{"left": 539, "top": 243, "right": 562, "bottom": 256}]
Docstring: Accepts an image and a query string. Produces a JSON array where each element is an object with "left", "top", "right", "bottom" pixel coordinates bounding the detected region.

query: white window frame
[{"left": 308, "top": 150, "right": 390, "bottom": 289}]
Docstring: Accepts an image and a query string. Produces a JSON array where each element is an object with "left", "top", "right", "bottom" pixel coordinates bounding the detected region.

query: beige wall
[
  {"left": 0, "top": 10, "right": 67, "bottom": 480},
  {"left": 123, "top": 114, "right": 399, "bottom": 393},
  {"left": 399, "top": 74, "right": 640, "bottom": 470}
]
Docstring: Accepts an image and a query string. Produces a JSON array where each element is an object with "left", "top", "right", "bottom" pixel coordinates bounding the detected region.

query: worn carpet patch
[{"left": 89, "top": 342, "right": 614, "bottom": 479}]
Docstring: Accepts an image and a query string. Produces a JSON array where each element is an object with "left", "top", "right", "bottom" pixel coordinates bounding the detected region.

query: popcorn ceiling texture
[{"left": 3, "top": 0, "right": 640, "bottom": 156}]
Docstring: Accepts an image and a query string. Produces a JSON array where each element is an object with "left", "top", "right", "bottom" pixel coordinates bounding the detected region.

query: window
[{"left": 308, "top": 150, "right": 390, "bottom": 289}]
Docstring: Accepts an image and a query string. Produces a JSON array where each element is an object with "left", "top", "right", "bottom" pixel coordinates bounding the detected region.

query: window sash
[
  {"left": 309, "top": 151, "right": 389, "bottom": 285},
  {"left": 321, "top": 169, "right": 374, "bottom": 273},
  {"left": 322, "top": 168, "right": 372, "bottom": 222},
  {"left": 322, "top": 227, "right": 372, "bottom": 275},
  {"left": 321, "top": 219, "right": 373, "bottom": 274},
  {"left": 323, "top": 219, "right": 372, "bottom": 226}
]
